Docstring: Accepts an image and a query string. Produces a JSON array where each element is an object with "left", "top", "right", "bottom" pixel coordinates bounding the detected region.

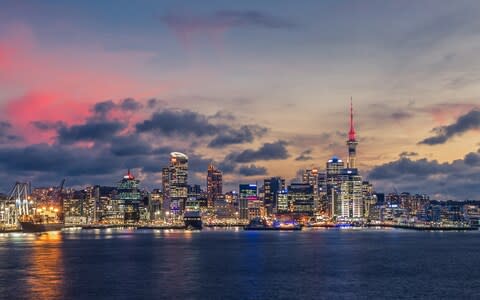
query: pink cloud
[
  {"left": 426, "top": 103, "right": 479, "bottom": 124},
  {"left": 0, "top": 22, "right": 177, "bottom": 142}
]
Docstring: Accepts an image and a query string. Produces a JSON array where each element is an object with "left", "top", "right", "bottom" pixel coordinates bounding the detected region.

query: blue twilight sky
[{"left": 0, "top": 0, "right": 479, "bottom": 199}]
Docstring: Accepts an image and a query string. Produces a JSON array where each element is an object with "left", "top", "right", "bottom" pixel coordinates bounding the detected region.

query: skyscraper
[
  {"left": 347, "top": 98, "right": 358, "bottom": 169},
  {"left": 166, "top": 152, "right": 189, "bottom": 216},
  {"left": 326, "top": 156, "right": 345, "bottom": 217},
  {"left": 339, "top": 169, "right": 363, "bottom": 219},
  {"left": 288, "top": 183, "right": 314, "bottom": 215},
  {"left": 207, "top": 163, "right": 223, "bottom": 208},
  {"left": 263, "top": 176, "right": 285, "bottom": 214},
  {"left": 302, "top": 169, "right": 319, "bottom": 211},
  {"left": 117, "top": 170, "right": 141, "bottom": 223},
  {"left": 239, "top": 184, "right": 257, "bottom": 220}
]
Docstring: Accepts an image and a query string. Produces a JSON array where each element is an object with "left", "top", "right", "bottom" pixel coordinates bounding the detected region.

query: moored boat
[{"left": 20, "top": 220, "right": 64, "bottom": 232}]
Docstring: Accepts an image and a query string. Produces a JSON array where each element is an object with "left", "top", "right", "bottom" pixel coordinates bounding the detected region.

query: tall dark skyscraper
[
  {"left": 263, "top": 177, "right": 285, "bottom": 214},
  {"left": 347, "top": 98, "right": 358, "bottom": 169},
  {"left": 207, "top": 163, "right": 222, "bottom": 208}
]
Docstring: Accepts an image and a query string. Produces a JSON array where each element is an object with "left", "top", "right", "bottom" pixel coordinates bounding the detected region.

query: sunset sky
[{"left": 1, "top": 1, "right": 479, "bottom": 200}]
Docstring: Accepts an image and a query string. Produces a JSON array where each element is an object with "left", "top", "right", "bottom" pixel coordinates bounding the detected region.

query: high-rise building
[
  {"left": 161, "top": 167, "right": 170, "bottom": 213},
  {"left": 263, "top": 177, "right": 285, "bottom": 214},
  {"left": 239, "top": 184, "right": 257, "bottom": 220},
  {"left": 164, "top": 152, "right": 189, "bottom": 216},
  {"left": 347, "top": 98, "right": 358, "bottom": 169},
  {"left": 326, "top": 156, "right": 345, "bottom": 217},
  {"left": 288, "top": 183, "right": 314, "bottom": 215},
  {"left": 302, "top": 169, "right": 319, "bottom": 212},
  {"left": 339, "top": 169, "right": 363, "bottom": 219},
  {"left": 117, "top": 170, "right": 141, "bottom": 223},
  {"left": 276, "top": 190, "right": 290, "bottom": 213},
  {"left": 207, "top": 163, "right": 223, "bottom": 208}
]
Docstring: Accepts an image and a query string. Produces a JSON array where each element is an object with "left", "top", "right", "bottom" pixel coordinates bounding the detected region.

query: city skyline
[{"left": 0, "top": 1, "right": 480, "bottom": 200}]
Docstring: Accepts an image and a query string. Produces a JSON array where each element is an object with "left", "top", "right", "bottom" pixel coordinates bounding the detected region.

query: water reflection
[{"left": 25, "top": 232, "right": 64, "bottom": 300}]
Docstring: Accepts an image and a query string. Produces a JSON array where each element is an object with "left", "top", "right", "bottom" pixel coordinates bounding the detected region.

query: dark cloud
[
  {"left": 136, "top": 110, "right": 218, "bottom": 136},
  {"left": 120, "top": 98, "right": 143, "bottom": 111},
  {"left": 92, "top": 98, "right": 143, "bottom": 119},
  {"left": 57, "top": 121, "right": 126, "bottom": 144},
  {"left": 136, "top": 109, "right": 267, "bottom": 148},
  {"left": 217, "top": 160, "right": 237, "bottom": 174},
  {"left": 0, "top": 144, "right": 120, "bottom": 176},
  {"left": 93, "top": 100, "right": 116, "bottom": 117},
  {"left": 238, "top": 164, "right": 267, "bottom": 176},
  {"left": 464, "top": 149, "right": 480, "bottom": 166},
  {"left": 109, "top": 135, "right": 153, "bottom": 156},
  {"left": 163, "top": 10, "right": 296, "bottom": 34},
  {"left": 31, "top": 120, "right": 65, "bottom": 131},
  {"left": 368, "top": 150, "right": 480, "bottom": 200},
  {"left": 419, "top": 109, "right": 480, "bottom": 145},
  {"left": 147, "top": 98, "right": 166, "bottom": 109},
  {"left": 399, "top": 151, "right": 418, "bottom": 158},
  {"left": 391, "top": 111, "right": 413, "bottom": 120},
  {"left": 295, "top": 149, "right": 313, "bottom": 161},
  {"left": 208, "top": 125, "right": 267, "bottom": 147},
  {"left": 226, "top": 140, "right": 289, "bottom": 163},
  {"left": 0, "top": 121, "right": 22, "bottom": 143}
]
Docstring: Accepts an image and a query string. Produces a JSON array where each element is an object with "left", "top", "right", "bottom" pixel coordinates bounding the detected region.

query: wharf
[{"left": 367, "top": 223, "right": 478, "bottom": 231}]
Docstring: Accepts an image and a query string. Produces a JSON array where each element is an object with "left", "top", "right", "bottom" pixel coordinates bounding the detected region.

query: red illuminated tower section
[{"left": 347, "top": 98, "right": 358, "bottom": 168}]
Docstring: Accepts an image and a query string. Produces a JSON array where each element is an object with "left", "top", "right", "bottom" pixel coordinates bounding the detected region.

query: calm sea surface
[{"left": 0, "top": 228, "right": 479, "bottom": 299}]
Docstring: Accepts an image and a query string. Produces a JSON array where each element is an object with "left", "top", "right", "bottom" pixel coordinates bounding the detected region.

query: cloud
[
  {"left": 238, "top": 164, "right": 267, "bottom": 176},
  {"left": 136, "top": 109, "right": 218, "bottom": 136},
  {"left": 419, "top": 109, "right": 480, "bottom": 145},
  {"left": 226, "top": 140, "right": 289, "bottom": 163},
  {"left": 92, "top": 100, "right": 116, "bottom": 118},
  {"left": 368, "top": 150, "right": 480, "bottom": 200},
  {"left": 163, "top": 10, "right": 296, "bottom": 32},
  {"left": 92, "top": 98, "right": 143, "bottom": 118},
  {"left": 57, "top": 121, "right": 126, "bottom": 145},
  {"left": 109, "top": 134, "right": 153, "bottom": 157},
  {"left": 208, "top": 125, "right": 267, "bottom": 147},
  {"left": 162, "top": 10, "right": 296, "bottom": 46},
  {"left": 295, "top": 149, "right": 313, "bottom": 161},
  {"left": 0, "top": 121, "right": 22, "bottom": 143},
  {"left": 399, "top": 151, "right": 418, "bottom": 158},
  {"left": 31, "top": 120, "right": 65, "bottom": 131},
  {"left": 391, "top": 111, "right": 413, "bottom": 120},
  {"left": 119, "top": 98, "right": 143, "bottom": 111}
]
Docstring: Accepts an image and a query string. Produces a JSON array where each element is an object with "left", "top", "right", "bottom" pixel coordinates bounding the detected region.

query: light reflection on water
[
  {"left": 25, "top": 232, "right": 64, "bottom": 300},
  {"left": 0, "top": 229, "right": 478, "bottom": 299}
]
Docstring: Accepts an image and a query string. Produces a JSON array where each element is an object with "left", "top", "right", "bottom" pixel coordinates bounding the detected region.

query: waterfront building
[
  {"left": 207, "top": 163, "right": 223, "bottom": 208},
  {"left": 339, "top": 169, "right": 363, "bottom": 219},
  {"left": 326, "top": 156, "right": 345, "bottom": 217},
  {"left": 117, "top": 170, "right": 141, "bottom": 223},
  {"left": 276, "top": 190, "right": 290, "bottom": 213},
  {"left": 239, "top": 184, "right": 257, "bottom": 220},
  {"left": 149, "top": 189, "right": 163, "bottom": 221},
  {"left": 288, "top": 183, "right": 314, "bottom": 215},
  {"left": 264, "top": 177, "right": 285, "bottom": 214},
  {"left": 302, "top": 169, "right": 320, "bottom": 212},
  {"left": 164, "top": 152, "right": 189, "bottom": 217}
]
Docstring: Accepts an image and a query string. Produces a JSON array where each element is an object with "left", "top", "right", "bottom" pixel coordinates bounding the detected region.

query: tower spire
[{"left": 349, "top": 97, "right": 356, "bottom": 141}]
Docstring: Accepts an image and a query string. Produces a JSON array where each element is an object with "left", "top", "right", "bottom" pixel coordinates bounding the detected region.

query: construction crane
[{"left": 0, "top": 182, "right": 30, "bottom": 226}]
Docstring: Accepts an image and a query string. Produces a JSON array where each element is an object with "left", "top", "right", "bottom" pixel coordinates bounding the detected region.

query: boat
[
  {"left": 19, "top": 211, "right": 64, "bottom": 233},
  {"left": 20, "top": 220, "right": 64, "bottom": 232},
  {"left": 183, "top": 210, "right": 203, "bottom": 230}
]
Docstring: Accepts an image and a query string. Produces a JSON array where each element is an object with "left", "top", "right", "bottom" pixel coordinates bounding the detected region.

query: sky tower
[{"left": 347, "top": 98, "right": 358, "bottom": 168}]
